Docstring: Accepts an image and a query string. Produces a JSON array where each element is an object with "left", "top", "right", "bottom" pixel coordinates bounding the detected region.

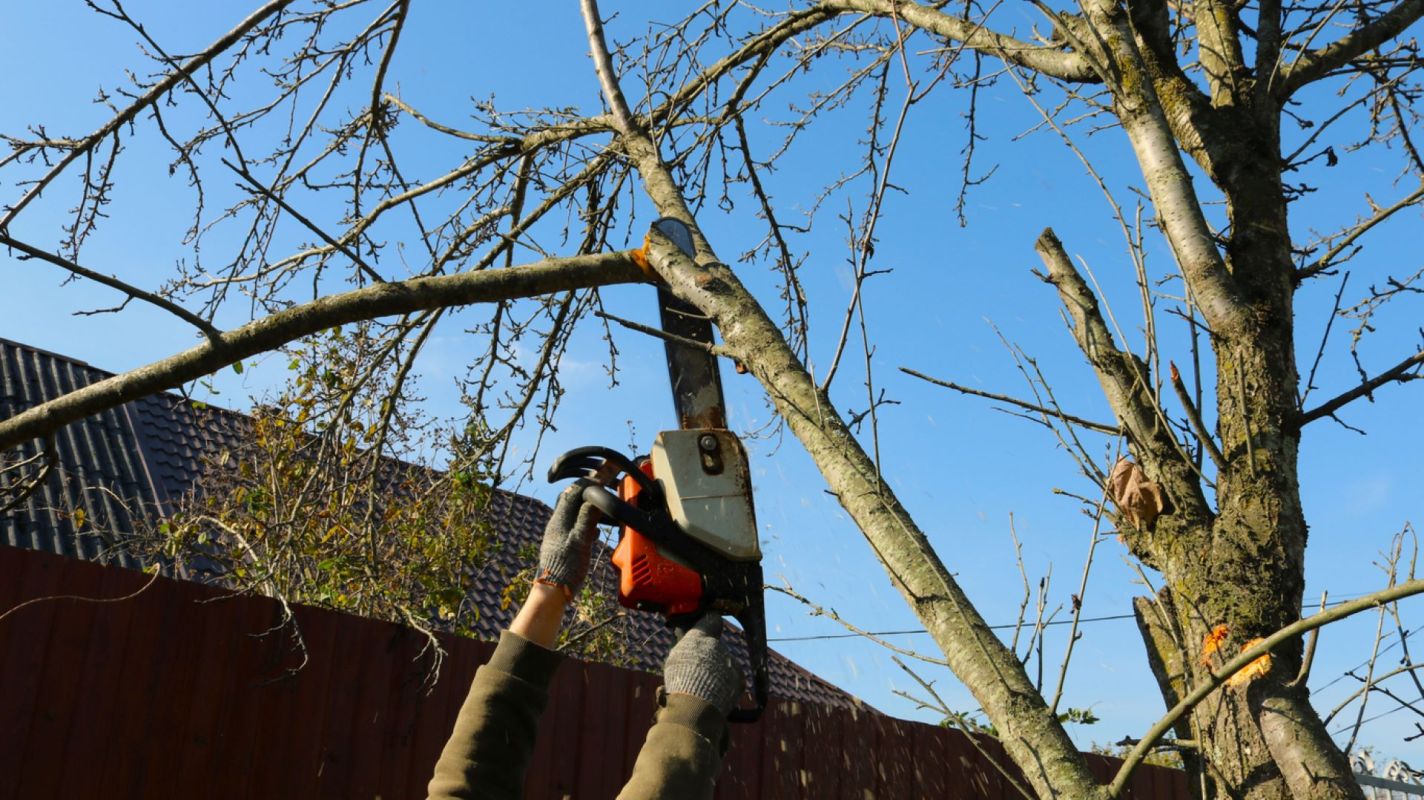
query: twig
[
  {"left": 1049, "top": 468, "right": 1116, "bottom": 715},
  {"left": 1008, "top": 513, "right": 1032, "bottom": 654},
  {"left": 1299, "top": 272, "right": 1350, "bottom": 408},
  {"left": 592, "top": 310, "right": 735, "bottom": 359},
  {"left": 901, "top": 367, "right": 1119, "bottom": 435},
  {"left": 890, "top": 656, "right": 1036, "bottom": 800},
  {"left": 1297, "top": 183, "right": 1424, "bottom": 282},
  {"left": 1291, "top": 591, "right": 1328, "bottom": 687},
  {"left": 223, "top": 159, "right": 385, "bottom": 285},
  {"left": 1345, "top": 568, "right": 1394, "bottom": 755},
  {"left": 1298, "top": 349, "right": 1424, "bottom": 426},
  {"left": 0, "top": 436, "right": 57, "bottom": 514},
  {"left": 0, "top": 0, "right": 296, "bottom": 231},
  {"left": 0, "top": 235, "right": 220, "bottom": 338},
  {"left": 559, "top": 610, "right": 627, "bottom": 651},
  {"left": 1167, "top": 361, "right": 1225, "bottom": 471},
  {"left": 769, "top": 584, "right": 948, "bottom": 665},
  {"left": 0, "top": 565, "right": 162, "bottom": 625}
]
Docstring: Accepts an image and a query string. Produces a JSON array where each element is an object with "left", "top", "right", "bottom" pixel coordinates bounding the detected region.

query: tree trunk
[{"left": 1144, "top": 159, "right": 1362, "bottom": 798}]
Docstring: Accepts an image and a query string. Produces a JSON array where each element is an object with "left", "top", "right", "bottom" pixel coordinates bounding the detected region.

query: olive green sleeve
[
  {"left": 427, "top": 631, "right": 563, "bottom": 800},
  {"left": 616, "top": 692, "right": 729, "bottom": 800}
]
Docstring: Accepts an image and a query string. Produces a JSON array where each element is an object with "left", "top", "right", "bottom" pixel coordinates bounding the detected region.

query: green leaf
[{"left": 232, "top": 361, "right": 244, "bottom": 375}]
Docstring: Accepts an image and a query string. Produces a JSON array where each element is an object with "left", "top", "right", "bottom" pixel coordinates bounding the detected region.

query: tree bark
[{"left": 0, "top": 251, "right": 647, "bottom": 452}]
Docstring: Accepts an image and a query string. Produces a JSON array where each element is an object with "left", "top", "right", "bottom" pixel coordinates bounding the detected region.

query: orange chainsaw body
[{"left": 609, "top": 461, "right": 703, "bottom": 616}]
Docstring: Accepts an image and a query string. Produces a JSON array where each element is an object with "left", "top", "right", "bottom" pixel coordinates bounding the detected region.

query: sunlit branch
[
  {"left": 824, "top": 0, "right": 1099, "bottom": 82},
  {"left": 0, "top": 0, "right": 296, "bottom": 231},
  {"left": 0, "top": 251, "right": 647, "bottom": 452},
  {"left": 0, "top": 234, "right": 220, "bottom": 337},
  {"left": 1297, "top": 349, "right": 1424, "bottom": 426},
  {"left": 1277, "top": 0, "right": 1424, "bottom": 96},
  {"left": 901, "top": 366, "right": 1120, "bottom": 434}
]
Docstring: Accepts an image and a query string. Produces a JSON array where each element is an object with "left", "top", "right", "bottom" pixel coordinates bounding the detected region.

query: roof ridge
[{"left": 0, "top": 336, "right": 94, "bottom": 369}]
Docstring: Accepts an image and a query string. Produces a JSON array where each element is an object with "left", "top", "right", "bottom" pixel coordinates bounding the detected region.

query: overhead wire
[{"left": 767, "top": 591, "right": 1416, "bottom": 647}]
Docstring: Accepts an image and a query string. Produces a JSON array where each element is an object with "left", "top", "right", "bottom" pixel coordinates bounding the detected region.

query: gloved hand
[
  {"left": 535, "top": 483, "right": 602, "bottom": 597},
  {"left": 663, "top": 614, "right": 744, "bottom": 715}
]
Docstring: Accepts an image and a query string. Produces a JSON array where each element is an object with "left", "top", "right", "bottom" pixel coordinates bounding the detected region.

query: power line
[
  {"left": 768, "top": 593, "right": 1408, "bottom": 645},
  {"left": 768, "top": 612, "right": 1137, "bottom": 642}
]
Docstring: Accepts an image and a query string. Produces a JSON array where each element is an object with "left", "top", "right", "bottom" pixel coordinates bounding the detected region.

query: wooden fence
[{"left": 0, "top": 544, "right": 1186, "bottom": 798}]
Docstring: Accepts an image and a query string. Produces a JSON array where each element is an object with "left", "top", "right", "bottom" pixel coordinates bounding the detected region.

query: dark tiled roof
[
  {"left": 0, "top": 341, "right": 159, "bottom": 571},
  {"left": 0, "top": 337, "right": 862, "bottom": 710}
]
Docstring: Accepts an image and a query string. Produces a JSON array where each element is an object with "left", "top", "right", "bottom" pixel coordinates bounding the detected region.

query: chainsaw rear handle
[
  {"left": 671, "top": 605, "right": 769, "bottom": 724},
  {"left": 729, "top": 601, "right": 770, "bottom": 723}
]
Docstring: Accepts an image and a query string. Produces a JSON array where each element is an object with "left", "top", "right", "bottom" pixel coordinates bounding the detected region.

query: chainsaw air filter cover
[{"left": 650, "top": 429, "right": 760, "bottom": 562}]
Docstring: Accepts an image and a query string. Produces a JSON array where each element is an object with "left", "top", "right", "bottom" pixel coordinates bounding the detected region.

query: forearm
[
  {"left": 510, "top": 581, "right": 569, "bottom": 648},
  {"left": 616, "top": 692, "right": 728, "bottom": 800},
  {"left": 427, "top": 586, "right": 569, "bottom": 800}
]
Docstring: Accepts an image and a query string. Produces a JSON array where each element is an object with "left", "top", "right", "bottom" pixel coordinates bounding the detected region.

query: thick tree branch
[
  {"left": 0, "top": 251, "right": 646, "bottom": 452},
  {"left": 0, "top": 0, "right": 295, "bottom": 231},
  {"left": 1297, "top": 349, "right": 1424, "bottom": 426},
  {"left": 1075, "top": 0, "right": 1252, "bottom": 337},
  {"left": 1191, "top": 0, "right": 1248, "bottom": 106},
  {"left": 1277, "top": 0, "right": 1424, "bottom": 97},
  {"left": 1035, "top": 229, "right": 1210, "bottom": 522},
  {"left": 824, "top": 0, "right": 1101, "bottom": 83},
  {"left": 581, "top": 2, "right": 1105, "bottom": 795},
  {"left": 1109, "top": 576, "right": 1424, "bottom": 797}
]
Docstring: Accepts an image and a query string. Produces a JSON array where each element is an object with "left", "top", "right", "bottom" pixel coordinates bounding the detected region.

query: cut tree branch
[
  {"left": 580, "top": 2, "right": 1106, "bottom": 796},
  {"left": 0, "top": 251, "right": 646, "bottom": 452},
  {"left": 1109, "top": 576, "right": 1424, "bottom": 797}
]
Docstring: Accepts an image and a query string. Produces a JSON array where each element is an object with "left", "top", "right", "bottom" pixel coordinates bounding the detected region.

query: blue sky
[{"left": 3, "top": 1, "right": 1421, "bottom": 764}]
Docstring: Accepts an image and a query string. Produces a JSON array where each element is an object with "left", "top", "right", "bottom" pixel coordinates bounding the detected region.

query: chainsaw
[{"left": 548, "top": 218, "right": 768, "bottom": 723}]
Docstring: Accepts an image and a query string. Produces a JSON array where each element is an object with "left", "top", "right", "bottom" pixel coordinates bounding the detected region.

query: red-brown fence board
[
  {"left": 0, "top": 544, "right": 64, "bottom": 800},
  {"left": 834, "top": 704, "right": 876, "bottom": 800},
  {"left": 797, "top": 699, "right": 840, "bottom": 798},
  {"left": 0, "top": 545, "right": 1187, "bottom": 799},
  {"left": 718, "top": 698, "right": 763, "bottom": 799},
  {"left": 758, "top": 698, "right": 806, "bottom": 798}
]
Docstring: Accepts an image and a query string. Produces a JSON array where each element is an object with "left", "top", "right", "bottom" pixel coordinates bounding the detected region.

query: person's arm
[
  {"left": 427, "top": 488, "right": 600, "bottom": 800},
  {"left": 617, "top": 615, "right": 742, "bottom": 800}
]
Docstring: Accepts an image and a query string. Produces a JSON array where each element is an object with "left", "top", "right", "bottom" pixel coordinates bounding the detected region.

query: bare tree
[{"left": 4, "top": 1, "right": 1424, "bottom": 797}]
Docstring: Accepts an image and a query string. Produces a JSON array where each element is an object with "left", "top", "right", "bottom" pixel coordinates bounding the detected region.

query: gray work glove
[
  {"left": 535, "top": 483, "right": 602, "bottom": 596},
  {"left": 663, "top": 614, "right": 744, "bottom": 715}
]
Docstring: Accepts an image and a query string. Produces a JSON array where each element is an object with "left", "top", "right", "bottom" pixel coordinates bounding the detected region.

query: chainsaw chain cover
[{"left": 650, "top": 429, "right": 760, "bottom": 561}]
